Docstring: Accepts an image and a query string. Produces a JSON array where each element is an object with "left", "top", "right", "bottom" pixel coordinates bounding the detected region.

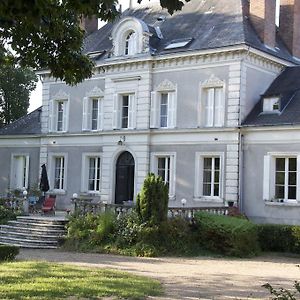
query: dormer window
[
  {"left": 263, "top": 97, "right": 280, "bottom": 113},
  {"left": 124, "top": 31, "right": 136, "bottom": 55}
]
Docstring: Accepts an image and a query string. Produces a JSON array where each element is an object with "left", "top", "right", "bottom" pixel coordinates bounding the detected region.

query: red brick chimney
[
  {"left": 79, "top": 16, "right": 98, "bottom": 35},
  {"left": 249, "top": 0, "right": 276, "bottom": 49},
  {"left": 279, "top": 0, "right": 300, "bottom": 58}
]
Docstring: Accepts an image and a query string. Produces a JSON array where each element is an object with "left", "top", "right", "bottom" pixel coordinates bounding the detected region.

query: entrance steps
[{"left": 0, "top": 215, "right": 68, "bottom": 249}]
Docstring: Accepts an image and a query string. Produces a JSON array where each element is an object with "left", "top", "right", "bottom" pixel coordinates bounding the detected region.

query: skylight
[{"left": 164, "top": 38, "right": 193, "bottom": 50}]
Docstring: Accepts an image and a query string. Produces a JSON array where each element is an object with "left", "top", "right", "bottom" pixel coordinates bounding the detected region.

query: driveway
[{"left": 18, "top": 249, "right": 300, "bottom": 299}]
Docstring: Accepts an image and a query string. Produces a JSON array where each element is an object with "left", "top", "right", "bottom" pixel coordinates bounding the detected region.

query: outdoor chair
[{"left": 42, "top": 196, "right": 56, "bottom": 215}]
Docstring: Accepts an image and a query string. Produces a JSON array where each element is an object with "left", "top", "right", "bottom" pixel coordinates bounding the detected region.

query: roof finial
[{"left": 129, "top": 0, "right": 132, "bottom": 9}]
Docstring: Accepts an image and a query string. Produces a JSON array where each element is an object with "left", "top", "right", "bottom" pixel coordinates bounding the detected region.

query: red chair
[{"left": 42, "top": 196, "right": 56, "bottom": 214}]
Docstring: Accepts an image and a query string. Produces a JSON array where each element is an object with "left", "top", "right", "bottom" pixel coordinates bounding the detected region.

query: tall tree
[
  {"left": 0, "top": 55, "right": 37, "bottom": 127},
  {"left": 0, "top": 1, "right": 188, "bottom": 86}
]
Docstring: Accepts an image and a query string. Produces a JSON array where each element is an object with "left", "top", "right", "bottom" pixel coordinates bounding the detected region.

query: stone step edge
[
  {"left": 8, "top": 221, "right": 66, "bottom": 228},
  {"left": 0, "top": 241, "right": 58, "bottom": 249},
  {"left": 17, "top": 216, "right": 68, "bottom": 224},
  {"left": 0, "top": 230, "right": 64, "bottom": 240},
  {"left": 0, "top": 225, "right": 66, "bottom": 234},
  {"left": 0, "top": 235, "right": 58, "bottom": 245}
]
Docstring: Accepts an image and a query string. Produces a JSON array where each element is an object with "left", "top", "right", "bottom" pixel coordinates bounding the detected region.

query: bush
[
  {"left": 257, "top": 224, "right": 300, "bottom": 254},
  {"left": 0, "top": 245, "right": 19, "bottom": 261},
  {"left": 136, "top": 173, "right": 169, "bottom": 225},
  {"left": 0, "top": 205, "right": 18, "bottom": 224},
  {"left": 194, "top": 212, "right": 260, "bottom": 257}
]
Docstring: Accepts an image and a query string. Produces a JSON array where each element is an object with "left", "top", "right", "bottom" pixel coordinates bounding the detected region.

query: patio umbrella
[{"left": 39, "top": 164, "right": 49, "bottom": 193}]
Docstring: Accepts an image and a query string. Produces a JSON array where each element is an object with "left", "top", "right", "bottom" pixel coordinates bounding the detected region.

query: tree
[
  {"left": 0, "top": 1, "right": 189, "bottom": 86},
  {"left": 0, "top": 55, "right": 37, "bottom": 127}
]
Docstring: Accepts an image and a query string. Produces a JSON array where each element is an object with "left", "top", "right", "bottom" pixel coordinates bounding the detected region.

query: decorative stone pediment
[
  {"left": 201, "top": 74, "right": 224, "bottom": 87},
  {"left": 155, "top": 79, "right": 176, "bottom": 91},
  {"left": 52, "top": 90, "right": 69, "bottom": 100},
  {"left": 86, "top": 86, "right": 104, "bottom": 98}
]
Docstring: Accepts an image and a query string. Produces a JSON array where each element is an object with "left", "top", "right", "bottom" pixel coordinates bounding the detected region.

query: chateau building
[{"left": 1, "top": 0, "right": 300, "bottom": 224}]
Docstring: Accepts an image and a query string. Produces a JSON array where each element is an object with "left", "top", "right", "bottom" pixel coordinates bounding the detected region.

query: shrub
[
  {"left": 257, "top": 224, "right": 300, "bottom": 254},
  {"left": 0, "top": 245, "right": 19, "bottom": 261},
  {"left": 194, "top": 212, "right": 260, "bottom": 257},
  {"left": 0, "top": 205, "right": 18, "bottom": 224},
  {"left": 136, "top": 173, "right": 168, "bottom": 225}
]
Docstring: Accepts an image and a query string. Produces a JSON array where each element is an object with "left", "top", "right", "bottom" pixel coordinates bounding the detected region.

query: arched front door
[{"left": 115, "top": 151, "right": 135, "bottom": 204}]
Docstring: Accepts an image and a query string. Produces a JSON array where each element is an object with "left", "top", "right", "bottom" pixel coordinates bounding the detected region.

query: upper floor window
[
  {"left": 203, "top": 87, "right": 224, "bottom": 127},
  {"left": 263, "top": 97, "right": 280, "bottom": 113},
  {"left": 151, "top": 80, "right": 177, "bottom": 129},
  {"left": 82, "top": 97, "right": 103, "bottom": 131},
  {"left": 124, "top": 31, "right": 136, "bottom": 55},
  {"left": 10, "top": 154, "right": 29, "bottom": 190},
  {"left": 49, "top": 91, "right": 69, "bottom": 132},
  {"left": 112, "top": 93, "right": 136, "bottom": 130}
]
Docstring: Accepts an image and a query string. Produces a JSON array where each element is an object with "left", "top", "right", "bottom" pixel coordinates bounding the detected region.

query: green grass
[{"left": 0, "top": 261, "right": 162, "bottom": 300}]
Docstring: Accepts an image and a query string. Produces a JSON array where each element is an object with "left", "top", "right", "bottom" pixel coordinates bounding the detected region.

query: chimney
[
  {"left": 279, "top": 0, "right": 300, "bottom": 58},
  {"left": 79, "top": 16, "right": 98, "bottom": 35},
  {"left": 249, "top": 0, "right": 276, "bottom": 49}
]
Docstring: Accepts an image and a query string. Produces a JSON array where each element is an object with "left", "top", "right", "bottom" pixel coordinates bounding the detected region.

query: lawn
[{"left": 0, "top": 261, "right": 162, "bottom": 300}]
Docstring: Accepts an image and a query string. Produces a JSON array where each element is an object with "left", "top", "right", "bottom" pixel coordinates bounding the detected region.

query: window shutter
[
  {"left": 48, "top": 100, "right": 54, "bottom": 132},
  {"left": 167, "top": 91, "right": 176, "bottom": 128},
  {"left": 128, "top": 94, "right": 136, "bottom": 129},
  {"left": 62, "top": 101, "right": 68, "bottom": 132},
  {"left": 24, "top": 156, "right": 29, "bottom": 189},
  {"left": 297, "top": 155, "right": 300, "bottom": 202},
  {"left": 205, "top": 88, "right": 214, "bottom": 127},
  {"left": 98, "top": 99, "right": 103, "bottom": 130},
  {"left": 82, "top": 97, "right": 89, "bottom": 130},
  {"left": 150, "top": 91, "right": 159, "bottom": 128},
  {"left": 214, "top": 88, "right": 224, "bottom": 127},
  {"left": 112, "top": 94, "right": 120, "bottom": 129},
  {"left": 263, "top": 155, "right": 271, "bottom": 200}
]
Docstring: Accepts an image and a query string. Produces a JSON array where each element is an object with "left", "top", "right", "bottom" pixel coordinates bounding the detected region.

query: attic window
[
  {"left": 263, "top": 97, "right": 280, "bottom": 113},
  {"left": 164, "top": 38, "right": 193, "bottom": 50}
]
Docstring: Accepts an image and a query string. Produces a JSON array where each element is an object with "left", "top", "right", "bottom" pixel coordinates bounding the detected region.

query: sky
[{"left": 28, "top": 0, "right": 158, "bottom": 112}]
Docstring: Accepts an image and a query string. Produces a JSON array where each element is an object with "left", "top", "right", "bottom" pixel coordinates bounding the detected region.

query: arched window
[{"left": 124, "top": 31, "right": 136, "bottom": 55}]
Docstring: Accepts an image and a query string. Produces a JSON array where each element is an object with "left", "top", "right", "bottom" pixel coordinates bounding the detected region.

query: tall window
[
  {"left": 54, "top": 157, "right": 65, "bottom": 190},
  {"left": 122, "top": 95, "right": 129, "bottom": 128},
  {"left": 275, "top": 158, "right": 297, "bottom": 200},
  {"left": 160, "top": 93, "right": 168, "bottom": 128},
  {"left": 203, "top": 87, "right": 224, "bottom": 127},
  {"left": 158, "top": 157, "right": 170, "bottom": 186},
  {"left": 82, "top": 97, "right": 103, "bottom": 131},
  {"left": 57, "top": 101, "right": 64, "bottom": 131},
  {"left": 11, "top": 155, "right": 29, "bottom": 190},
  {"left": 203, "top": 157, "right": 220, "bottom": 197},
  {"left": 88, "top": 157, "right": 101, "bottom": 192},
  {"left": 124, "top": 31, "right": 135, "bottom": 55}
]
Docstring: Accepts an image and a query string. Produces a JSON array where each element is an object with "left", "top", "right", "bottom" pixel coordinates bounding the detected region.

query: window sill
[
  {"left": 80, "top": 192, "right": 101, "bottom": 197},
  {"left": 49, "top": 189, "right": 66, "bottom": 195},
  {"left": 193, "top": 196, "right": 223, "bottom": 203},
  {"left": 265, "top": 201, "right": 300, "bottom": 207}
]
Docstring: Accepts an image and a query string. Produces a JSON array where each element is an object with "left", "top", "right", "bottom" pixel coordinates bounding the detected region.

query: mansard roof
[
  {"left": 84, "top": 0, "right": 296, "bottom": 63},
  {"left": 0, "top": 107, "right": 42, "bottom": 136},
  {"left": 243, "top": 66, "right": 300, "bottom": 127}
]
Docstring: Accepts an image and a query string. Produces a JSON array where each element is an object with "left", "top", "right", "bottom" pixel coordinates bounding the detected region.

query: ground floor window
[
  {"left": 49, "top": 153, "right": 67, "bottom": 192},
  {"left": 10, "top": 154, "right": 29, "bottom": 190},
  {"left": 81, "top": 153, "right": 101, "bottom": 193}
]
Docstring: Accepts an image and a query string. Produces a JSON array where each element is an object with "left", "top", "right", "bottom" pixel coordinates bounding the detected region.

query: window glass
[
  {"left": 122, "top": 95, "right": 129, "bottom": 128},
  {"left": 203, "top": 157, "right": 220, "bottom": 197},
  {"left": 91, "top": 99, "right": 98, "bottom": 130},
  {"left": 54, "top": 157, "right": 64, "bottom": 189},
  {"left": 160, "top": 93, "right": 168, "bottom": 128},
  {"left": 57, "top": 101, "right": 64, "bottom": 131}
]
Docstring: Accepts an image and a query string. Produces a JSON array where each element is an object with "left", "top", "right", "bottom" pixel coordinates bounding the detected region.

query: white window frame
[
  {"left": 48, "top": 153, "right": 68, "bottom": 193},
  {"left": 263, "top": 152, "right": 300, "bottom": 203},
  {"left": 150, "top": 80, "right": 177, "bottom": 129},
  {"left": 49, "top": 90, "right": 70, "bottom": 133},
  {"left": 262, "top": 97, "right": 280, "bottom": 113},
  {"left": 151, "top": 152, "right": 176, "bottom": 200},
  {"left": 81, "top": 153, "right": 102, "bottom": 194},
  {"left": 194, "top": 152, "right": 224, "bottom": 202},
  {"left": 112, "top": 92, "right": 136, "bottom": 130},
  {"left": 124, "top": 31, "right": 137, "bottom": 55},
  {"left": 82, "top": 97, "right": 103, "bottom": 131},
  {"left": 10, "top": 154, "right": 29, "bottom": 190}
]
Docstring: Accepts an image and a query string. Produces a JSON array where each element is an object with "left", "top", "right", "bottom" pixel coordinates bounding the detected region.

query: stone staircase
[{"left": 0, "top": 215, "right": 68, "bottom": 249}]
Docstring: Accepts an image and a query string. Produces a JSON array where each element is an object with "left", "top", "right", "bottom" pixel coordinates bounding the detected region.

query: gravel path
[{"left": 18, "top": 249, "right": 300, "bottom": 299}]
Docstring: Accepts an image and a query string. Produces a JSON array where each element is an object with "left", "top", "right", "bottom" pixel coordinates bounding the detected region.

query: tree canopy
[{"left": 0, "top": 1, "right": 188, "bottom": 85}]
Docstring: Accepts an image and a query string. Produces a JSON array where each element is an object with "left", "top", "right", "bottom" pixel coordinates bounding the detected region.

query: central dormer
[{"left": 111, "top": 17, "right": 153, "bottom": 57}]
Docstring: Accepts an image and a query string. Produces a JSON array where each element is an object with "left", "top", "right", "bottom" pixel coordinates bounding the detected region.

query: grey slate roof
[
  {"left": 243, "top": 66, "right": 300, "bottom": 126},
  {"left": 0, "top": 107, "right": 42, "bottom": 135},
  {"left": 84, "top": 0, "right": 297, "bottom": 63}
]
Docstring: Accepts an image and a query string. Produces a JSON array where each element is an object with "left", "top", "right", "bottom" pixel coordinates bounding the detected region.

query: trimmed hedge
[
  {"left": 0, "top": 245, "right": 19, "bottom": 261},
  {"left": 194, "top": 212, "right": 260, "bottom": 257},
  {"left": 257, "top": 224, "right": 300, "bottom": 254}
]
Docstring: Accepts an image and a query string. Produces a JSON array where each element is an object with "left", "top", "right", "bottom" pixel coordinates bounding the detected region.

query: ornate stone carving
[
  {"left": 52, "top": 90, "right": 69, "bottom": 100},
  {"left": 201, "top": 74, "right": 224, "bottom": 87},
  {"left": 86, "top": 86, "right": 104, "bottom": 97},
  {"left": 155, "top": 79, "right": 176, "bottom": 91}
]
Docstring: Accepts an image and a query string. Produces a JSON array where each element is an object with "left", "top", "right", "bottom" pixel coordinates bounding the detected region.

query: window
[
  {"left": 151, "top": 152, "right": 176, "bottom": 200},
  {"left": 81, "top": 154, "right": 101, "bottom": 193},
  {"left": 10, "top": 155, "right": 29, "bottom": 190},
  {"left": 263, "top": 97, "right": 280, "bottom": 113},
  {"left": 112, "top": 93, "right": 136, "bottom": 129},
  {"left": 203, "top": 87, "right": 224, "bottom": 127},
  {"left": 124, "top": 31, "right": 136, "bottom": 55},
  {"left": 54, "top": 157, "right": 65, "bottom": 190},
  {"left": 82, "top": 97, "right": 103, "bottom": 131},
  {"left": 150, "top": 90, "right": 176, "bottom": 128},
  {"left": 164, "top": 38, "right": 193, "bottom": 50},
  {"left": 49, "top": 97, "right": 69, "bottom": 132},
  {"left": 194, "top": 152, "right": 224, "bottom": 201},
  {"left": 263, "top": 154, "right": 300, "bottom": 203}
]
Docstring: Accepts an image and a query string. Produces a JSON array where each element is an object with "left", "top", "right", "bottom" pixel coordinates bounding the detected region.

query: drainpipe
[{"left": 238, "top": 130, "right": 244, "bottom": 213}]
